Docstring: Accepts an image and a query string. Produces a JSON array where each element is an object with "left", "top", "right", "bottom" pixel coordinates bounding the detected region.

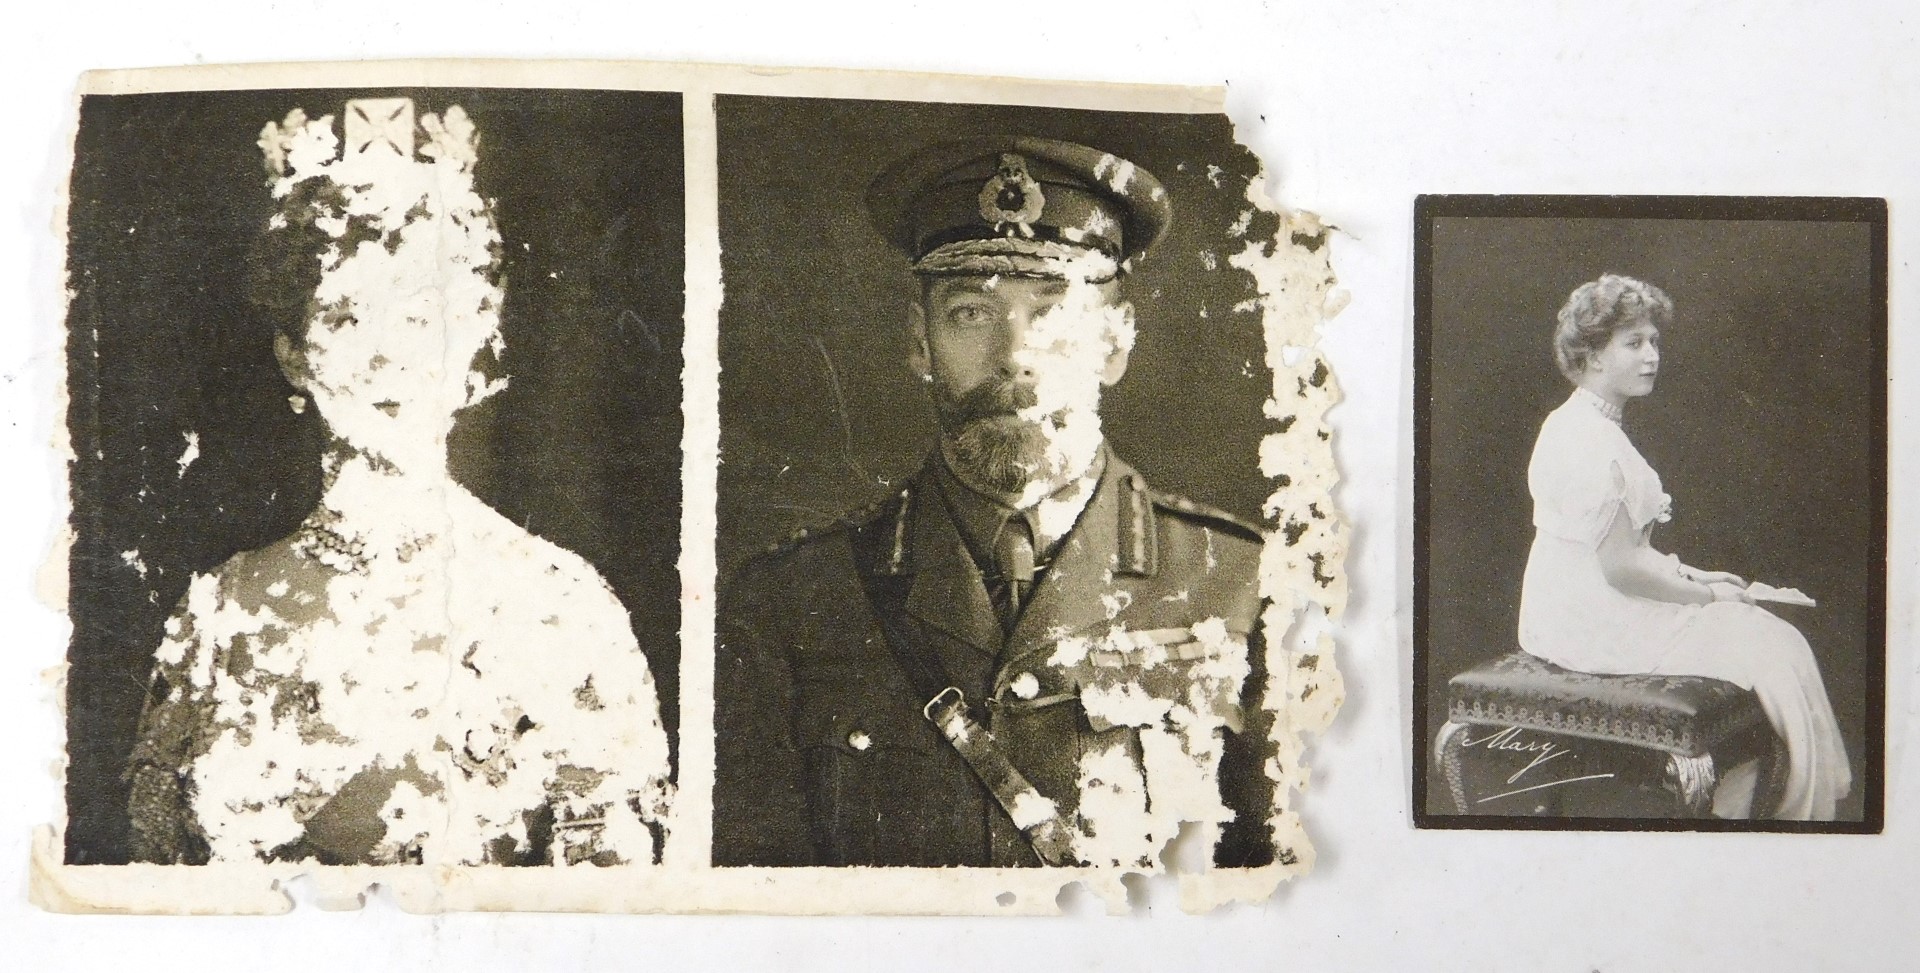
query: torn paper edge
[{"left": 32, "top": 58, "right": 1346, "bottom": 916}]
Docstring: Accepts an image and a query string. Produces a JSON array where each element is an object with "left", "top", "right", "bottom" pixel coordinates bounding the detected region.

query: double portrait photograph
[{"left": 50, "top": 69, "right": 1330, "bottom": 914}]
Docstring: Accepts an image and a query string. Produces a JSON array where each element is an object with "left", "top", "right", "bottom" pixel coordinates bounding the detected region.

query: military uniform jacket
[{"left": 714, "top": 450, "right": 1276, "bottom": 868}]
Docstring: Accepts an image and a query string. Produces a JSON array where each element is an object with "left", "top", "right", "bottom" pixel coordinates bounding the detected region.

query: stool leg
[
  {"left": 1433, "top": 721, "right": 1470, "bottom": 814},
  {"left": 1664, "top": 753, "right": 1719, "bottom": 817}
]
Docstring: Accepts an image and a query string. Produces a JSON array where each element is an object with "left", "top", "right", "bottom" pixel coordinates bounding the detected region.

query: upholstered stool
[{"left": 1434, "top": 651, "right": 1787, "bottom": 818}]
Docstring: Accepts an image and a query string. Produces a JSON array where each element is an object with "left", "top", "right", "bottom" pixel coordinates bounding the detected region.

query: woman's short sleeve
[
  {"left": 1531, "top": 447, "right": 1628, "bottom": 548},
  {"left": 1616, "top": 458, "right": 1671, "bottom": 532}
]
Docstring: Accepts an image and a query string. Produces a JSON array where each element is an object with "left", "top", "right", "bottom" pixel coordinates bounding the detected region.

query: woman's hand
[
  {"left": 1708, "top": 581, "right": 1755, "bottom": 604},
  {"left": 1601, "top": 508, "right": 1751, "bottom": 606}
]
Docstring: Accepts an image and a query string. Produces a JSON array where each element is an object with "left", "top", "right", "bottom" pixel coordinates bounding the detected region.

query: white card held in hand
[{"left": 1746, "top": 582, "right": 1817, "bottom": 607}]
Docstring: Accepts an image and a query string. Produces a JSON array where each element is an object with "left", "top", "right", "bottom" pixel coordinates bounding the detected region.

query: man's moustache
[{"left": 942, "top": 379, "right": 1041, "bottom": 426}]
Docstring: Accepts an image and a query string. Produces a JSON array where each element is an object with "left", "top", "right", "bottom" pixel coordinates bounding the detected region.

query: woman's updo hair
[
  {"left": 245, "top": 177, "right": 364, "bottom": 355},
  {"left": 1552, "top": 274, "right": 1674, "bottom": 381}
]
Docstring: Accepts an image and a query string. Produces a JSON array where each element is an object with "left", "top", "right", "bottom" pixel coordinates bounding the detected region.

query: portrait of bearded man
[{"left": 713, "top": 136, "right": 1279, "bottom": 869}]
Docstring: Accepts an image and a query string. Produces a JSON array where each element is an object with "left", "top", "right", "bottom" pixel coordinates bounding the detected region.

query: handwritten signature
[{"left": 1460, "top": 726, "right": 1614, "bottom": 804}]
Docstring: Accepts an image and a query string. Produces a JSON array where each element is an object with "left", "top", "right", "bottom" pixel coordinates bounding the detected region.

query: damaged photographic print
[
  {"left": 1413, "top": 195, "right": 1886, "bottom": 833},
  {"left": 40, "top": 62, "right": 1346, "bottom": 916},
  {"left": 61, "top": 87, "right": 687, "bottom": 869},
  {"left": 711, "top": 96, "right": 1344, "bottom": 887}
]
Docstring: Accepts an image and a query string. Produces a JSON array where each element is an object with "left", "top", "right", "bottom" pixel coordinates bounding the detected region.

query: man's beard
[{"left": 935, "top": 378, "right": 1087, "bottom": 495}]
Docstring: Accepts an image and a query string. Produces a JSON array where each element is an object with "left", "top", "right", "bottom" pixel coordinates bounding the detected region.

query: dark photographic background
[
  {"left": 64, "top": 87, "right": 685, "bottom": 864},
  {"left": 1417, "top": 204, "right": 1884, "bottom": 822},
  {"left": 716, "top": 95, "right": 1278, "bottom": 576}
]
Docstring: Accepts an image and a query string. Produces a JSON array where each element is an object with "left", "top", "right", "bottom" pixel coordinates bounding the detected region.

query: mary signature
[{"left": 1461, "top": 726, "right": 1614, "bottom": 804}]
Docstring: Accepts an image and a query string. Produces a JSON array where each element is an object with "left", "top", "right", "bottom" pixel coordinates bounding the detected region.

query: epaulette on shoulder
[
  {"left": 754, "top": 484, "right": 907, "bottom": 559},
  {"left": 1149, "top": 488, "right": 1265, "bottom": 543}
]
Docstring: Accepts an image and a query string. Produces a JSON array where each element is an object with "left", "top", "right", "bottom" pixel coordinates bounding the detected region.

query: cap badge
[{"left": 977, "top": 153, "right": 1046, "bottom": 233}]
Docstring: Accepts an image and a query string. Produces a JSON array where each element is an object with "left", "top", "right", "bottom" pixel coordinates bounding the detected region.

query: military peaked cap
[{"left": 866, "top": 136, "right": 1171, "bottom": 281}]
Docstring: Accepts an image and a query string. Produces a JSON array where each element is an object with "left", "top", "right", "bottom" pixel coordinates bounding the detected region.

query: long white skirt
[
  {"left": 1521, "top": 537, "right": 1852, "bottom": 821},
  {"left": 1647, "top": 602, "right": 1852, "bottom": 821}
]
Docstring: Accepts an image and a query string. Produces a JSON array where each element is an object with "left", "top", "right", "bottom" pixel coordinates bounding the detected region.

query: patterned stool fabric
[
  {"left": 1447, "top": 651, "right": 1768, "bottom": 757},
  {"left": 1435, "top": 651, "right": 1783, "bottom": 817}
]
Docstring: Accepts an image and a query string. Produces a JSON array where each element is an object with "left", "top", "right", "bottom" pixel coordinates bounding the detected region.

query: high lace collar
[{"left": 1572, "top": 386, "right": 1625, "bottom": 426}]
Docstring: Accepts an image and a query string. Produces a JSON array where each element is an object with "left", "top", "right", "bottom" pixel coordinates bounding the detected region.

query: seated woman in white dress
[{"left": 1518, "top": 273, "right": 1850, "bottom": 821}]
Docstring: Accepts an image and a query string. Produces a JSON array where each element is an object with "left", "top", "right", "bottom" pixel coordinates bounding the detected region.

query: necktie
[{"left": 992, "top": 516, "right": 1037, "bottom": 634}]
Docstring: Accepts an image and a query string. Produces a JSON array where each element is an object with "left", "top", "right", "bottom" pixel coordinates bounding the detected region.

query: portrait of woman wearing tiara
[
  {"left": 121, "top": 101, "right": 674, "bottom": 866},
  {"left": 1516, "top": 273, "right": 1851, "bottom": 821}
]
